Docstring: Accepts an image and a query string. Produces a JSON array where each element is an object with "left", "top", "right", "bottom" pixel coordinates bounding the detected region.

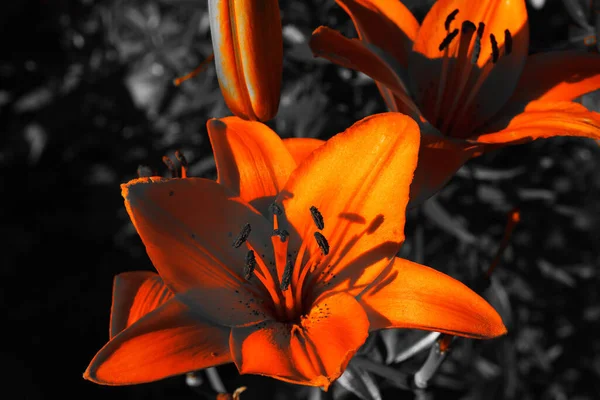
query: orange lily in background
[
  {"left": 309, "top": 0, "right": 600, "bottom": 204},
  {"left": 208, "top": 0, "right": 282, "bottom": 122},
  {"left": 84, "top": 113, "right": 506, "bottom": 388}
]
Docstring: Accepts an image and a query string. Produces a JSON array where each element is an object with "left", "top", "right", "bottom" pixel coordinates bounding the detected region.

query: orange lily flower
[
  {"left": 84, "top": 113, "right": 506, "bottom": 389},
  {"left": 208, "top": 0, "right": 282, "bottom": 121},
  {"left": 309, "top": 0, "right": 600, "bottom": 204}
]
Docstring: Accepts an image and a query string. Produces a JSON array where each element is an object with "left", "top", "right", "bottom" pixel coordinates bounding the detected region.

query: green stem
[
  {"left": 206, "top": 367, "right": 226, "bottom": 394},
  {"left": 353, "top": 356, "right": 410, "bottom": 389}
]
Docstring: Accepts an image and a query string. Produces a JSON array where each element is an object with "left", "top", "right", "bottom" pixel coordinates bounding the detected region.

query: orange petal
[
  {"left": 282, "top": 138, "right": 325, "bottom": 165},
  {"left": 335, "top": 0, "right": 419, "bottom": 69},
  {"left": 409, "top": 132, "right": 483, "bottom": 205},
  {"left": 410, "top": 0, "right": 529, "bottom": 135},
  {"left": 507, "top": 50, "right": 600, "bottom": 104},
  {"left": 85, "top": 298, "right": 232, "bottom": 385},
  {"left": 208, "top": 0, "right": 282, "bottom": 121},
  {"left": 230, "top": 292, "right": 369, "bottom": 389},
  {"left": 110, "top": 271, "right": 174, "bottom": 339},
  {"left": 208, "top": 117, "right": 297, "bottom": 215},
  {"left": 122, "top": 177, "right": 273, "bottom": 327},
  {"left": 309, "top": 26, "right": 420, "bottom": 118},
  {"left": 334, "top": 0, "right": 419, "bottom": 114},
  {"left": 358, "top": 257, "right": 506, "bottom": 339},
  {"left": 472, "top": 101, "right": 600, "bottom": 145},
  {"left": 277, "top": 113, "right": 420, "bottom": 299}
]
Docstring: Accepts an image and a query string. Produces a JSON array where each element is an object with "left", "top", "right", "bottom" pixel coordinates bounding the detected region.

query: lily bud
[{"left": 208, "top": 0, "right": 283, "bottom": 122}]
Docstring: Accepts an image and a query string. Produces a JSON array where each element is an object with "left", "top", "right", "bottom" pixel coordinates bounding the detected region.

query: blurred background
[{"left": 1, "top": 0, "right": 599, "bottom": 399}]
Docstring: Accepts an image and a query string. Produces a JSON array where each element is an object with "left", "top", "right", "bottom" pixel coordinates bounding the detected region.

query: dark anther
[
  {"left": 280, "top": 259, "right": 293, "bottom": 291},
  {"left": 314, "top": 232, "right": 330, "bottom": 256},
  {"left": 175, "top": 150, "right": 188, "bottom": 168},
  {"left": 244, "top": 250, "right": 256, "bottom": 280},
  {"left": 461, "top": 20, "right": 476, "bottom": 35},
  {"left": 471, "top": 22, "right": 485, "bottom": 65},
  {"left": 272, "top": 229, "right": 289, "bottom": 242},
  {"left": 477, "top": 22, "right": 485, "bottom": 38},
  {"left": 471, "top": 33, "right": 481, "bottom": 64},
  {"left": 439, "top": 28, "right": 459, "bottom": 51},
  {"left": 162, "top": 156, "right": 177, "bottom": 178},
  {"left": 445, "top": 9, "right": 459, "bottom": 31},
  {"left": 490, "top": 33, "right": 499, "bottom": 63},
  {"left": 269, "top": 202, "right": 283, "bottom": 216},
  {"left": 310, "top": 206, "right": 325, "bottom": 230},
  {"left": 232, "top": 223, "right": 251, "bottom": 248},
  {"left": 137, "top": 165, "right": 153, "bottom": 178},
  {"left": 504, "top": 29, "right": 512, "bottom": 55}
]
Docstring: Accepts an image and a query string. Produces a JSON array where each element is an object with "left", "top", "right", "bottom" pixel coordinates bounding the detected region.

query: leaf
[
  {"left": 517, "top": 188, "right": 556, "bottom": 203},
  {"left": 335, "top": 362, "right": 382, "bottom": 400},
  {"left": 537, "top": 259, "right": 576, "bottom": 287},
  {"left": 456, "top": 165, "right": 526, "bottom": 181},
  {"left": 379, "top": 329, "right": 440, "bottom": 364},
  {"left": 485, "top": 278, "right": 514, "bottom": 329},
  {"left": 423, "top": 196, "right": 477, "bottom": 245},
  {"left": 562, "top": 0, "right": 593, "bottom": 30}
]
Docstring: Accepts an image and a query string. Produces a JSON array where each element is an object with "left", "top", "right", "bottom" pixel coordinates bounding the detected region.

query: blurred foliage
[{"left": 1, "top": 0, "right": 599, "bottom": 399}]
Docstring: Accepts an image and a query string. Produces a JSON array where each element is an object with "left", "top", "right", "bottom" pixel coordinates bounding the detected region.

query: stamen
[
  {"left": 486, "top": 208, "right": 520, "bottom": 278},
  {"left": 309, "top": 206, "right": 325, "bottom": 230},
  {"left": 504, "top": 29, "right": 512, "bottom": 55},
  {"left": 438, "top": 334, "right": 454, "bottom": 353},
  {"left": 445, "top": 9, "right": 459, "bottom": 31},
  {"left": 490, "top": 33, "right": 499, "bottom": 63},
  {"left": 173, "top": 53, "right": 215, "bottom": 86},
  {"left": 232, "top": 223, "right": 251, "bottom": 248},
  {"left": 314, "top": 232, "right": 330, "bottom": 256},
  {"left": 175, "top": 150, "right": 188, "bottom": 178},
  {"left": 439, "top": 28, "right": 459, "bottom": 51},
  {"left": 269, "top": 202, "right": 283, "bottom": 216},
  {"left": 471, "top": 34, "right": 481, "bottom": 64},
  {"left": 438, "top": 20, "right": 477, "bottom": 134},
  {"left": 162, "top": 156, "right": 177, "bottom": 178},
  {"left": 280, "top": 258, "right": 293, "bottom": 291},
  {"left": 137, "top": 165, "right": 153, "bottom": 178},
  {"left": 471, "top": 23, "right": 485, "bottom": 65},
  {"left": 244, "top": 250, "right": 256, "bottom": 280},
  {"left": 272, "top": 229, "right": 289, "bottom": 243},
  {"left": 477, "top": 22, "right": 485, "bottom": 38},
  {"left": 174, "top": 150, "right": 188, "bottom": 168}
]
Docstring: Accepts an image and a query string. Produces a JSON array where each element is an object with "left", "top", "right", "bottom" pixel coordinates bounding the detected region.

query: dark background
[{"left": 2, "top": 0, "right": 599, "bottom": 399}]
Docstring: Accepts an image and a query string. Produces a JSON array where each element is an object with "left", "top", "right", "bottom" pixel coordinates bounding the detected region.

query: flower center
[
  {"left": 432, "top": 8, "right": 514, "bottom": 137},
  {"left": 232, "top": 203, "right": 330, "bottom": 324}
]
